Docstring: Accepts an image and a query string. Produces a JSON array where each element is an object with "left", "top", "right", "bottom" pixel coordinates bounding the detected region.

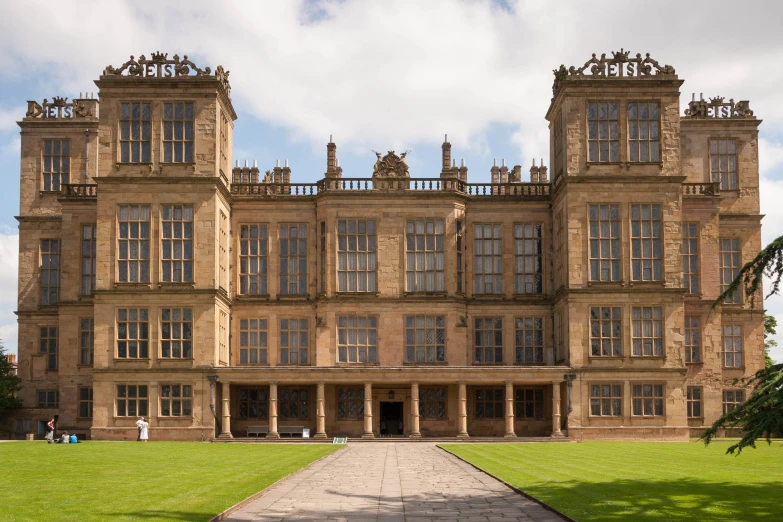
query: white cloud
[{"left": 0, "top": 105, "right": 26, "bottom": 134}]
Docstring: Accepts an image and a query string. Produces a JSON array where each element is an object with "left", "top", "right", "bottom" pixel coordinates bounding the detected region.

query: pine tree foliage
[{"left": 0, "top": 343, "right": 22, "bottom": 417}]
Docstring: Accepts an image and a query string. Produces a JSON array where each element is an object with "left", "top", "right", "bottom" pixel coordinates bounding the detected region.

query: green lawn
[
  {"left": 441, "top": 441, "right": 783, "bottom": 522},
  {"left": 1, "top": 442, "right": 340, "bottom": 522}
]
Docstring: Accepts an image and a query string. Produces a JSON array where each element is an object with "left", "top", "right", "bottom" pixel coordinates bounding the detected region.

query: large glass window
[
  {"left": 117, "top": 308, "right": 149, "bottom": 359},
  {"left": 160, "top": 384, "right": 192, "bottom": 417},
  {"left": 587, "top": 102, "right": 619, "bottom": 162},
  {"left": 628, "top": 102, "right": 660, "bottom": 162},
  {"left": 515, "top": 317, "right": 544, "bottom": 364},
  {"left": 78, "top": 387, "right": 93, "bottom": 418},
  {"left": 239, "top": 224, "right": 268, "bottom": 295},
  {"left": 118, "top": 205, "right": 150, "bottom": 283},
  {"left": 631, "top": 204, "right": 662, "bottom": 281},
  {"left": 279, "top": 224, "right": 307, "bottom": 295},
  {"left": 631, "top": 306, "right": 663, "bottom": 357},
  {"left": 40, "top": 239, "right": 60, "bottom": 305},
  {"left": 120, "top": 103, "right": 151, "bottom": 163},
  {"left": 337, "top": 316, "right": 377, "bottom": 363},
  {"left": 81, "top": 225, "right": 97, "bottom": 295},
  {"left": 39, "top": 327, "right": 57, "bottom": 370},
  {"left": 79, "top": 318, "right": 94, "bottom": 366},
  {"left": 456, "top": 220, "right": 464, "bottom": 293},
  {"left": 339, "top": 219, "right": 377, "bottom": 292},
  {"left": 590, "top": 384, "right": 622, "bottom": 417},
  {"left": 589, "top": 205, "right": 620, "bottom": 282},
  {"left": 685, "top": 316, "right": 701, "bottom": 363},
  {"left": 161, "top": 308, "right": 193, "bottom": 359},
  {"left": 161, "top": 205, "right": 193, "bottom": 282},
  {"left": 474, "top": 317, "right": 503, "bottom": 364},
  {"left": 116, "top": 384, "right": 148, "bottom": 417},
  {"left": 632, "top": 384, "right": 664, "bottom": 416},
  {"left": 42, "top": 139, "right": 70, "bottom": 191},
  {"left": 710, "top": 139, "right": 737, "bottom": 190},
  {"left": 722, "top": 324, "right": 743, "bottom": 368},
  {"left": 337, "top": 387, "right": 364, "bottom": 420},
  {"left": 722, "top": 390, "right": 744, "bottom": 414},
  {"left": 239, "top": 319, "right": 267, "bottom": 365},
  {"left": 419, "top": 387, "right": 446, "bottom": 419},
  {"left": 239, "top": 388, "right": 269, "bottom": 418},
  {"left": 405, "top": 316, "right": 445, "bottom": 363},
  {"left": 720, "top": 238, "right": 741, "bottom": 304},
  {"left": 474, "top": 224, "right": 502, "bottom": 294},
  {"left": 405, "top": 219, "right": 444, "bottom": 292},
  {"left": 687, "top": 387, "right": 702, "bottom": 418},
  {"left": 163, "top": 102, "right": 194, "bottom": 163},
  {"left": 280, "top": 318, "right": 308, "bottom": 365},
  {"left": 590, "top": 307, "right": 622, "bottom": 357},
  {"left": 514, "top": 224, "right": 542, "bottom": 294},
  {"left": 515, "top": 387, "right": 544, "bottom": 418},
  {"left": 682, "top": 223, "right": 699, "bottom": 294},
  {"left": 474, "top": 388, "right": 503, "bottom": 418},
  {"left": 37, "top": 390, "right": 59, "bottom": 408},
  {"left": 279, "top": 388, "right": 309, "bottom": 420}
]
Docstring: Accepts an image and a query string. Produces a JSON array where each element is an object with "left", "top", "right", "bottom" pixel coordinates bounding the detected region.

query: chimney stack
[{"left": 326, "top": 135, "right": 340, "bottom": 178}]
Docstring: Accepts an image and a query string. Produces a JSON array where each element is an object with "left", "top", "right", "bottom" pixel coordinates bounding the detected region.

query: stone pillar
[
  {"left": 315, "top": 381, "right": 327, "bottom": 439},
  {"left": 219, "top": 381, "right": 233, "bottom": 438},
  {"left": 410, "top": 382, "right": 421, "bottom": 438},
  {"left": 504, "top": 381, "right": 516, "bottom": 438},
  {"left": 268, "top": 382, "right": 280, "bottom": 439},
  {"left": 363, "top": 382, "right": 374, "bottom": 438},
  {"left": 457, "top": 382, "right": 469, "bottom": 438},
  {"left": 552, "top": 381, "right": 564, "bottom": 438}
]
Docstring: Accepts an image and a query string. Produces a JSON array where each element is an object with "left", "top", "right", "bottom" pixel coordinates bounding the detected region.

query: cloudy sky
[{"left": 1, "top": 0, "right": 782, "bottom": 360}]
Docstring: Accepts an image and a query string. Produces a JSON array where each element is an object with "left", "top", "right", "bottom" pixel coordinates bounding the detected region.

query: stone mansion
[{"left": 8, "top": 50, "right": 764, "bottom": 441}]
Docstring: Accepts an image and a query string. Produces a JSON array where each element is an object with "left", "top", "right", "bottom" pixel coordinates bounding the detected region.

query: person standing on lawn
[
  {"left": 44, "top": 418, "right": 55, "bottom": 444},
  {"left": 136, "top": 417, "right": 149, "bottom": 442}
]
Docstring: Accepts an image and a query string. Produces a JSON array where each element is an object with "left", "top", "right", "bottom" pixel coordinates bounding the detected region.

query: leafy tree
[
  {"left": 702, "top": 240, "right": 783, "bottom": 454},
  {"left": 764, "top": 314, "right": 777, "bottom": 369},
  {"left": 0, "top": 342, "right": 22, "bottom": 418}
]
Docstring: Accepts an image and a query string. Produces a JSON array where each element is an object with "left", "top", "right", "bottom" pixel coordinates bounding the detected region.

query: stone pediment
[{"left": 372, "top": 150, "right": 409, "bottom": 178}]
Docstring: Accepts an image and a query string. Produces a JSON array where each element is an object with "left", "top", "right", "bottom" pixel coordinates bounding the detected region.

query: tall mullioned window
[
  {"left": 515, "top": 317, "right": 544, "bottom": 364},
  {"left": 553, "top": 111, "right": 564, "bottom": 179},
  {"left": 120, "top": 103, "right": 151, "bottom": 163},
  {"left": 161, "top": 308, "right": 193, "bottom": 359},
  {"left": 38, "top": 390, "right": 59, "bottom": 408},
  {"left": 239, "top": 224, "right": 268, "bottom": 295},
  {"left": 161, "top": 205, "right": 193, "bottom": 282},
  {"left": 514, "top": 224, "right": 542, "bottom": 294},
  {"left": 474, "top": 388, "right": 503, "bottom": 418},
  {"left": 687, "top": 387, "right": 702, "bottom": 418},
  {"left": 474, "top": 224, "right": 502, "bottom": 294},
  {"left": 419, "top": 387, "right": 446, "bottom": 419},
  {"left": 160, "top": 384, "right": 192, "bottom": 417},
  {"left": 239, "top": 319, "right": 267, "bottom": 365},
  {"left": 632, "top": 384, "right": 664, "bottom": 416},
  {"left": 163, "top": 102, "right": 194, "bottom": 163},
  {"left": 631, "top": 204, "right": 662, "bottom": 281},
  {"left": 515, "top": 388, "right": 544, "bottom": 419},
  {"left": 720, "top": 238, "right": 741, "bottom": 304},
  {"left": 40, "top": 239, "right": 60, "bottom": 305},
  {"left": 79, "top": 318, "right": 94, "bottom": 366},
  {"left": 590, "top": 307, "right": 622, "bottom": 357},
  {"left": 337, "top": 316, "right": 377, "bottom": 363},
  {"left": 117, "top": 308, "right": 149, "bottom": 359},
  {"left": 116, "top": 384, "right": 148, "bottom": 417},
  {"left": 631, "top": 306, "right": 663, "bottom": 357},
  {"left": 710, "top": 139, "right": 737, "bottom": 190},
  {"left": 40, "top": 327, "right": 57, "bottom": 370},
  {"left": 78, "top": 387, "right": 93, "bottom": 418},
  {"left": 587, "top": 102, "right": 619, "bottom": 162},
  {"left": 589, "top": 204, "right": 620, "bottom": 282},
  {"left": 319, "top": 222, "right": 326, "bottom": 294},
  {"left": 685, "top": 316, "right": 701, "bottom": 363},
  {"left": 339, "top": 219, "right": 377, "bottom": 292},
  {"left": 239, "top": 388, "right": 269, "bottom": 419},
  {"left": 279, "top": 388, "right": 309, "bottom": 420},
  {"left": 682, "top": 223, "right": 699, "bottom": 294},
  {"left": 590, "top": 384, "right": 622, "bottom": 417},
  {"left": 118, "top": 205, "right": 150, "bottom": 283},
  {"left": 81, "top": 225, "right": 97, "bottom": 295},
  {"left": 279, "top": 224, "right": 307, "bottom": 295},
  {"left": 337, "top": 387, "right": 364, "bottom": 420},
  {"left": 405, "top": 316, "right": 445, "bottom": 363},
  {"left": 280, "top": 318, "right": 308, "bottom": 365},
  {"left": 722, "top": 324, "right": 743, "bottom": 368},
  {"left": 42, "top": 139, "right": 69, "bottom": 191},
  {"left": 628, "top": 102, "right": 660, "bottom": 162},
  {"left": 405, "top": 219, "right": 444, "bottom": 292},
  {"left": 474, "top": 317, "right": 503, "bottom": 364},
  {"left": 456, "top": 220, "right": 464, "bottom": 293},
  {"left": 723, "top": 390, "right": 744, "bottom": 414}
]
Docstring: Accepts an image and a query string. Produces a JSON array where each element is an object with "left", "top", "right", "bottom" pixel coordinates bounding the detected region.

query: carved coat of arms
[{"left": 372, "top": 150, "right": 409, "bottom": 178}]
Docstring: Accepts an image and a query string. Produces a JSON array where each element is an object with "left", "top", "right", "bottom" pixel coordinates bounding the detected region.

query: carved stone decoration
[
  {"left": 372, "top": 150, "right": 410, "bottom": 178},
  {"left": 552, "top": 49, "right": 677, "bottom": 95},
  {"left": 684, "top": 96, "right": 755, "bottom": 119},
  {"left": 25, "top": 97, "right": 97, "bottom": 120},
  {"left": 564, "top": 373, "right": 576, "bottom": 414}
]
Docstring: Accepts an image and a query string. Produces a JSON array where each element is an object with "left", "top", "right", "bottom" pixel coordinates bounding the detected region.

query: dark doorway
[{"left": 380, "top": 402, "right": 404, "bottom": 436}]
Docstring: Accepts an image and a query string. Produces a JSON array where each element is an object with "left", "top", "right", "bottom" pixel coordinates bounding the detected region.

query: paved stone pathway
[{"left": 224, "top": 442, "right": 567, "bottom": 522}]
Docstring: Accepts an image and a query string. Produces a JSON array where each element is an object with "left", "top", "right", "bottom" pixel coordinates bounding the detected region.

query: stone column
[
  {"left": 362, "top": 382, "right": 374, "bottom": 438},
  {"left": 457, "top": 382, "right": 469, "bottom": 438},
  {"left": 268, "top": 382, "right": 280, "bottom": 439},
  {"left": 504, "top": 381, "right": 516, "bottom": 438},
  {"left": 219, "top": 381, "right": 233, "bottom": 438},
  {"left": 315, "top": 381, "right": 327, "bottom": 439},
  {"left": 551, "top": 381, "right": 564, "bottom": 438},
  {"left": 410, "top": 382, "right": 421, "bottom": 438}
]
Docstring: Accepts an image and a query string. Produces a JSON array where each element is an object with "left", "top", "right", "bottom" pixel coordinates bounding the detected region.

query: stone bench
[
  {"left": 246, "top": 425, "right": 269, "bottom": 437},
  {"left": 278, "top": 426, "right": 306, "bottom": 437}
]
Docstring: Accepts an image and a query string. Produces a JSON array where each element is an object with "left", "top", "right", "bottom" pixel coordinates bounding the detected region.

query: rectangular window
[
  {"left": 710, "top": 139, "right": 737, "bottom": 190},
  {"left": 590, "top": 307, "right": 622, "bottom": 357},
  {"left": 339, "top": 219, "right": 378, "bottom": 292},
  {"left": 587, "top": 102, "right": 619, "bottom": 162},
  {"left": 474, "top": 388, "right": 503, "bottom": 418},
  {"left": 280, "top": 318, "right": 309, "bottom": 365},
  {"left": 632, "top": 384, "right": 664, "bottom": 416},
  {"left": 120, "top": 103, "right": 151, "bottom": 163},
  {"left": 239, "top": 388, "right": 269, "bottom": 419},
  {"left": 589, "top": 204, "right": 621, "bottom": 282},
  {"left": 160, "top": 384, "right": 193, "bottom": 417},
  {"left": 682, "top": 223, "right": 699, "bottom": 294},
  {"left": 239, "top": 319, "right": 268, "bottom": 365},
  {"left": 419, "top": 387, "right": 447, "bottom": 419},
  {"left": 514, "top": 224, "right": 543, "bottom": 294},
  {"left": 239, "top": 224, "right": 268, "bottom": 295},
  {"left": 319, "top": 221, "right": 326, "bottom": 294},
  {"left": 337, "top": 316, "right": 377, "bottom": 363},
  {"left": 37, "top": 390, "right": 59, "bottom": 408},
  {"left": 474, "top": 224, "right": 503, "bottom": 294},
  {"left": 161, "top": 205, "right": 194, "bottom": 282},
  {"left": 219, "top": 211, "right": 228, "bottom": 291},
  {"left": 456, "top": 220, "right": 464, "bottom": 293},
  {"left": 78, "top": 387, "right": 93, "bottom": 418},
  {"left": 42, "top": 139, "right": 70, "bottom": 191},
  {"left": 81, "top": 225, "right": 97, "bottom": 295},
  {"left": 685, "top": 316, "right": 701, "bottom": 363},
  {"left": 116, "top": 384, "right": 148, "bottom": 417},
  {"left": 628, "top": 102, "right": 660, "bottom": 162},
  {"left": 631, "top": 204, "right": 662, "bottom": 281},
  {"left": 405, "top": 316, "right": 445, "bottom": 363},
  {"left": 219, "top": 311, "right": 228, "bottom": 364},
  {"left": 163, "top": 102, "right": 194, "bottom": 163},
  {"left": 117, "top": 308, "right": 149, "bottom": 359},
  {"left": 279, "top": 388, "right": 309, "bottom": 420},
  {"left": 474, "top": 317, "right": 503, "bottom": 364},
  {"left": 337, "top": 387, "right": 364, "bottom": 420},
  {"left": 40, "top": 239, "right": 60, "bottom": 305},
  {"left": 687, "top": 387, "right": 702, "bottom": 418},
  {"left": 590, "top": 384, "right": 622, "bottom": 417},
  {"left": 515, "top": 387, "right": 545, "bottom": 419},
  {"left": 553, "top": 112, "right": 564, "bottom": 179},
  {"left": 722, "top": 324, "right": 743, "bottom": 368},
  {"left": 720, "top": 238, "right": 741, "bottom": 304},
  {"left": 631, "top": 306, "right": 663, "bottom": 357},
  {"left": 515, "top": 317, "right": 544, "bottom": 364},
  {"left": 79, "top": 318, "right": 94, "bottom": 366},
  {"left": 118, "top": 205, "right": 150, "bottom": 283},
  {"left": 279, "top": 224, "right": 308, "bottom": 295},
  {"left": 722, "top": 390, "right": 744, "bottom": 414},
  {"left": 405, "top": 219, "right": 444, "bottom": 292},
  {"left": 161, "top": 308, "right": 193, "bottom": 359},
  {"left": 39, "top": 327, "right": 57, "bottom": 370}
]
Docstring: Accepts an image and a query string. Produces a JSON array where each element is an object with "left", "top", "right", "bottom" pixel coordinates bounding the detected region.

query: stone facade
[{"left": 9, "top": 51, "right": 763, "bottom": 441}]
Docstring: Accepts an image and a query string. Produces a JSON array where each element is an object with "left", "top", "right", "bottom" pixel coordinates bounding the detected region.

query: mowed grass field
[
  {"left": 441, "top": 441, "right": 783, "bottom": 522},
  {"left": 0, "top": 442, "right": 339, "bottom": 522}
]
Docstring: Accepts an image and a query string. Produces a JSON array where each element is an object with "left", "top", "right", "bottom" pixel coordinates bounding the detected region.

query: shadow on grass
[{"left": 103, "top": 510, "right": 216, "bottom": 521}]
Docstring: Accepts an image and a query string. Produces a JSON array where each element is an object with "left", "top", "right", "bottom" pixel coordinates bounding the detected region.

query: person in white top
[{"left": 136, "top": 417, "right": 149, "bottom": 442}]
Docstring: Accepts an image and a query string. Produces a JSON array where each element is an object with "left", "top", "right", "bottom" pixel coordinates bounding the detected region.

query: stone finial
[
  {"left": 530, "top": 158, "right": 540, "bottom": 183},
  {"left": 459, "top": 159, "right": 468, "bottom": 183},
  {"left": 490, "top": 160, "right": 500, "bottom": 185},
  {"left": 538, "top": 158, "right": 548, "bottom": 183}
]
